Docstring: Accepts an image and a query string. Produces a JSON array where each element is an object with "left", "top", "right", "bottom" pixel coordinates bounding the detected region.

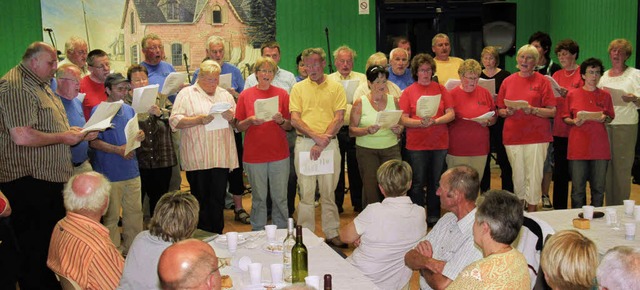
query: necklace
[{"left": 564, "top": 68, "right": 578, "bottom": 77}]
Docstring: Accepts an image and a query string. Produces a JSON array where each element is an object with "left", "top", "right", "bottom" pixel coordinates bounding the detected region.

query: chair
[
  {"left": 514, "top": 213, "right": 555, "bottom": 289},
  {"left": 55, "top": 273, "right": 82, "bottom": 290}
]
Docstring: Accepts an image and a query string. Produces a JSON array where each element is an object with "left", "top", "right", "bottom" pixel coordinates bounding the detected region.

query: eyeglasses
[
  {"left": 258, "top": 69, "right": 275, "bottom": 74},
  {"left": 70, "top": 50, "right": 87, "bottom": 55},
  {"left": 461, "top": 75, "right": 479, "bottom": 81},
  {"left": 418, "top": 68, "right": 433, "bottom": 74},
  {"left": 585, "top": 70, "right": 602, "bottom": 76},
  {"left": 145, "top": 46, "right": 162, "bottom": 51},
  {"left": 90, "top": 63, "right": 110, "bottom": 70}
]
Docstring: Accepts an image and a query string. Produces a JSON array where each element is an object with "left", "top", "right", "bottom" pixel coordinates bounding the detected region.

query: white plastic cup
[
  {"left": 249, "top": 262, "right": 263, "bottom": 285},
  {"left": 624, "top": 223, "right": 636, "bottom": 240},
  {"left": 624, "top": 200, "right": 636, "bottom": 216},
  {"left": 606, "top": 208, "right": 619, "bottom": 227},
  {"left": 305, "top": 275, "right": 320, "bottom": 290},
  {"left": 265, "top": 224, "right": 278, "bottom": 243},
  {"left": 635, "top": 206, "right": 640, "bottom": 222},
  {"left": 270, "top": 263, "right": 284, "bottom": 284},
  {"left": 231, "top": 256, "right": 252, "bottom": 271},
  {"left": 226, "top": 232, "right": 238, "bottom": 253},
  {"left": 582, "top": 205, "right": 595, "bottom": 220}
]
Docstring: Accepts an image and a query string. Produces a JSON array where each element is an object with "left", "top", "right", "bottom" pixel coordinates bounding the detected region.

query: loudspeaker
[{"left": 482, "top": 1, "right": 517, "bottom": 54}]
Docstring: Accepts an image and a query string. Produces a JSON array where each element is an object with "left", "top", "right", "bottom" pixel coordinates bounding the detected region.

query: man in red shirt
[{"left": 80, "top": 49, "right": 111, "bottom": 120}]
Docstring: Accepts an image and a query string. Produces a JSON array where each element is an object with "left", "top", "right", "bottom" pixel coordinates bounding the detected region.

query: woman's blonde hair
[
  {"left": 458, "top": 59, "right": 482, "bottom": 77},
  {"left": 481, "top": 46, "right": 500, "bottom": 66},
  {"left": 365, "top": 52, "right": 388, "bottom": 71},
  {"left": 540, "top": 230, "right": 598, "bottom": 290},
  {"left": 516, "top": 44, "right": 540, "bottom": 70},
  {"left": 149, "top": 191, "right": 200, "bottom": 243},
  {"left": 376, "top": 160, "right": 412, "bottom": 197},
  {"left": 253, "top": 56, "right": 278, "bottom": 75},
  {"left": 199, "top": 59, "right": 221, "bottom": 76},
  {"left": 608, "top": 38, "right": 633, "bottom": 59}
]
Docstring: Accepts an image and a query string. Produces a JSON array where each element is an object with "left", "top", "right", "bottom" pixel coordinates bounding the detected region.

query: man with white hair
[
  {"left": 597, "top": 246, "right": 640, "bottom": 290},
  {"left": 58, "top": 36, "right": 90, "bottom": 77},
  {"left": 388, "top": 47, "right": 413, "bottom": 90},
  {"left": 432, "top": 33, "right": 463, "bottom": 85},
  {"left": 47, "top": 172, "right": 124, "bottom": 290},
  {"left": 191, "top": 35, "right": 245, "bottom": 98}
]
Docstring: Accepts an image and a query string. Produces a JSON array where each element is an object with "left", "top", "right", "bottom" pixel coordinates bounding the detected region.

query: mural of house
[{"left": 121, "top": 0, "right": 251, "bottom": 73}]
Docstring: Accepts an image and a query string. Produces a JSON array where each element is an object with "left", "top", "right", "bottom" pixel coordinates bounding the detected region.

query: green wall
[
  {"left": 276, "top": 0, "right": 376, "bottom": 75},
  {"left": 0, "top": 0, "right": 43, "bottom": 75},
  {"left": 504, "top": 0, "right": 637, "bottom": 71}
]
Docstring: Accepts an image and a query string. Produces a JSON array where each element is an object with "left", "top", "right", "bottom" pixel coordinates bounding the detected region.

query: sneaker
[{"left": 542, "top": 195, "right": 553, "bottom": 210}]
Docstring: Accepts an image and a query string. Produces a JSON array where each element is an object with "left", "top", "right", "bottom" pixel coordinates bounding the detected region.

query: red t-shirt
[
  {"left": 497, "top": 72, "right": 556, "bottom": 145},
  {"left": 552, "top": 69, "right": 584, "bottom": 137},
  {"left": 399, "top": 82, "right": 453, "bottom": 150},
  {"left": 448, "top": 86, "right": 495, "bottom": 156},
  {"left": 0, "top": 198, "right": 6, "bottom": 214},
  {"left": 562, "top": 88, "right": 615, "bottom": 160},
  {"left": 235, "top": 85, "right": 290, "bottom": 163},
  {"left": 79, "top": 76, "right": 107, "bottom": 120}
]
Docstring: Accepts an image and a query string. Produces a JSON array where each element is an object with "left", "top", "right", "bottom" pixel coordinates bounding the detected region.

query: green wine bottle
[{"left": 291, "top": 225, "right": 308, "bottom": 283}]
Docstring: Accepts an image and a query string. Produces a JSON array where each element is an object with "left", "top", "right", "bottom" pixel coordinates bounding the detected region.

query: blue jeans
[
  {"left": 245, "top": 158, "right": 290, "bottom": 231},
  {"left": 571, "top": 159, "right": 607, "bottom": 208},
  {"left": 405, "top": 149, "right": 447, "bottom": 219}
]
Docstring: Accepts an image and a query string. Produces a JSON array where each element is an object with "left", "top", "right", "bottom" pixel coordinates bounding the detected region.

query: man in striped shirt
[
  {"left": 0, "top": 42, "right": 88, "bottom": 289},
  {"left": 47, "top": 172, "right": 124, "bottom": 289}
]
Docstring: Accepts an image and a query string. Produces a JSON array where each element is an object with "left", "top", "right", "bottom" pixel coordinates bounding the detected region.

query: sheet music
[
  {"left": 416, "top": 95, "right": 441, "bottom": 118},
  {"left": 375, "top": 110, "right": 403, "bottom": 129},
  {"left": 131, "top": 84, "right": 159, "bottom": 113},
  {"left": 76, "top": 92, "right": 86, "bottom": 103},
  {"left": 204, "top": 114, "right": 229, "bottom": 131},
  {"left": 209, "top": 102, "right": 233, "bottom": 114},
  {"left": 577, "top": 111, "right": 603, "bottom": 121},
  {"left": 82, "top": 100, "right": 123, "bottom": 132},
  {"left": 254, "top": 96, "right": 279, "bottom": 121},
  {"left": 299, "top": 150, "right": 334, "bottom": 176},
  {"left": 463, "top": 111, "right": 495, "bottom": 121},
  {"left": 219, "top": 73, "right": 232, "bottom": 90},
  {"left": 341, "top": 80, "right": 360, "bottom": 104},
  {"left": 544, "top": 75, "right": 562, "bottom": 97},
  {"left": 124, "top": 114, "right": 141, "bottom": 155},
  {"left": 603, "top": 86, "right": 628, "bottom": 107},
  {"left": 444, "top": 79, "right": 461, "bottom": 91},
  {"left": 504, "top": 99, "right": 530, "bottom": 109},
  {"left": 478, "top": 78, "right": 496, "bottom": 95},
  {"left": 161, "top": 72, "right": 187, "bottom": 95}
]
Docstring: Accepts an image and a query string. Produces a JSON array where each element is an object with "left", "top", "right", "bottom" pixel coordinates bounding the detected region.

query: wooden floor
[{"left": 187, "top": 163, "right": 640, "bottom": 290}]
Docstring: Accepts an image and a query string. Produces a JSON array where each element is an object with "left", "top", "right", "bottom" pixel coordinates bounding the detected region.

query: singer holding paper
[
  {"left": 349, "top": 65, "right": 402, "bottom": 208},
  {"left": 235, "top": 57, "right": 291, "bottom": 230},
  {"left": 169, "top": 60, "right": 238, "bottom": 234},
  {"left": 497, "top": 45, "right": 556, "bottom": 212},
  {"left": 598, "top": 38, "right": 640, "bottom": 206},
  {"left": 126, "top": 64, "right": 177, "bottom": 216},
  {"left": 399, "top": 53, "right": 454, "bottom": 227},
  {"left": 447, "top": 59, "right": 496, "bottom": 182},
  {"left": 563, "top": 58, "right": 614, "bottom": 208}
]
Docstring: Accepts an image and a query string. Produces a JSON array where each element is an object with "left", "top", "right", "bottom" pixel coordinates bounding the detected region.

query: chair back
[{"left": 55, "top": 273, "right": 82, "bottom": 290}]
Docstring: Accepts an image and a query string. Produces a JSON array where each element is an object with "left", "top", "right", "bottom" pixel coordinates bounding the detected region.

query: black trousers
[
  {"left": 336, "top": 126, "right": 362, "bottom": 211},
  {"left": 140, "top": 166, "right": 173, "bottom": 216},
  {"left": 228, "top": 131, "right": 246, "bottom": 196},
  {"left": 0, "top": 176, "right": 65, "bottom": 290},
  {"left": 186, "top": 168, "right": 229, "bottom": 234}
]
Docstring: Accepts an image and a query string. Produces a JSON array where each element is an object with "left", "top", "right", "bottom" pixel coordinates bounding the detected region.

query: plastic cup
[
  {"left": 624, "top": 200, "right": 635, "bottom": 216},
  {"left": 226, "top": 232, "right": 238, "bottom": 253},
  {"left": 635, "top": 206, "right": 640, "bottom": 222},
  {"left": 265, "top": 224, "right": 278, "bottom": 243},
  {"left": 582, "top": 205, "right": 595, "bottom": 220},
  {"left": 270, "top": 263, "right": 284, "bottom": 284},
  {"left": 305, "top": 275, "right": 320, "bottom": 290},
  {"left": 625, "top": 223, "right": 636, "bottom": 240},
  {"left": 231, "top": 256, "right": 252, "bottom": 271},
  {"left": 606, "top": 208, "right": 619, "bottom": 229},
  {"left": 249, "top": 262, "right": 263, "bottom": 285}
]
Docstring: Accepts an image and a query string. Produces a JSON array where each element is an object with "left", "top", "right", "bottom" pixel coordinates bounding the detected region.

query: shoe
[
  {"left": 326, "top": 237, "right": 348, "bottom": 248},
  {"left": 542, "top": 195, "right": 553, "bottom": 210},
  {"left": 234, "top": 209, "right": 251, "bottom": 224}
]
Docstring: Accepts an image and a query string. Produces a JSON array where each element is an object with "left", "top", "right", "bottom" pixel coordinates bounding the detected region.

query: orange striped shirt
[{"left": 47, "top": 212, "right": 124, "bottom": 290}]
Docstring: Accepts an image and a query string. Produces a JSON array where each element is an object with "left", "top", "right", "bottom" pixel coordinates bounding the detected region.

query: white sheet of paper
[
  {"left": 341, "top": 80, "right": 360, "bottom": 104},
  {"left": 82, "top": 100, "right": 123, "bottom": 132},
  {"left": 544, "top": 75, "right": 562, "bottom": 97},
  {"left": 603, "top": 86, "right": 628, "bottom": 107},
  {"left": 209, "top": 102, "right": 233, "bottom": 114},
  {"left": 375, "top": 110, "right": 403, "bottom": 129},
  {"left": 464, "top": 111, "right": 496, "bottom": 121},
  {"left": 161, "top": 72, "right": 187, "bottom": 95},
  {"left": 124, "top": 114, "right": 140, "bottom": 155},
  {"left": 131, "top": 84, "right": 159, "bottom": 114},
  {"left": 76, "top": 92, "right": 86, "bottom": 103},
  {"left": 504, "top": 99, "right": 530, "bottom": 109},
  {"left": 254, "top": 96, "right": 279, "bottom": 121},
  {"left": 205, "top": 114, "right": 229, "bottom": 131},
  {"left": 219, "top": 73, "right": 232, "bottom": 90},
  {"left": 416, "top": 95, "right": 441, "bottom": 118},
  {"left": 478, "top": 78, "right": 496, "bottom": 95},
  {"left": 444, "top": 79, "right": 461, "bottom": 91},
  {"left": 577, "top": 111, "right": 603, "bottom": 121},
  {"left": 299, "top": 150, "right": 334, "bottom": 176}
]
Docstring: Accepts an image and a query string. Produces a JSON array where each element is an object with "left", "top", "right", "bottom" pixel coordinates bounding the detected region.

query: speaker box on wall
[{"left": 482, "top": 1, "right": 517, "bottom": 54}]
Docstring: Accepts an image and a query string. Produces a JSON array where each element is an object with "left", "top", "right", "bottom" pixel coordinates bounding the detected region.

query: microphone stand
[
  {"left": 183, "top": 53, "right": 191, "bottom": 83},
  {"left": 325, "top": 27, "right": 334, "bottom": 73}
]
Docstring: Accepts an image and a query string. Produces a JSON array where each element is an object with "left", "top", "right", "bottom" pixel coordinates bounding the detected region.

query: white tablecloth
[
  {"left": 208, "top": 228, "right": 379, "bottom": 290},
  {"left": 528, "top": 205, "right": 640, "bottom": 255}
]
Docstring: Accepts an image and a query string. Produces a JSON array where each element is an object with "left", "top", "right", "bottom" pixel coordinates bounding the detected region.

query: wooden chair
[{"left": 55, "top": 273, "right": 82, "bottom": 290}]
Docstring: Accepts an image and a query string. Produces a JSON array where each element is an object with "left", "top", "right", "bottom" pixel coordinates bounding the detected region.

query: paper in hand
[
  {"left": 83, "top": 100, "right": 124, "bottom": 132},
  {"left": 504, "top": 99, "right": 530, "bottom": 109},
  {"left": 204, "top": 114, "right": 230, "bottom": 131},
  {"left": 299, "top": 150, "right": 334, "bottom": 176},
  {"left": 76, "top": 92, "right": 86, "bottom": 103},
  {"left": 416, "top": 95, "right": 441, "bottom": 118},
  {"left": 375, "top": 110, "right": 403, "bottom": 129},
  {"left": 577, "top": 111, "right": 603, "bottom": 121},
  {"left": 544, "top": 75, "right": 562, "bottom": 97},
  {"left": 444, "top": 79, "right": 461, "bottom": 91},
  {"left": 603, "top": 86, "right": 628, "bottom": 107},
  {"left": 341, "top": 80, "right": 360, "bottom": 104},
  {"left": 463, "top": 111, "right": 495, "bottom": 122},
  {"left": 478, "top": 78, "right": 496, "bottom": 95},
  {"left": 209, "top": 102, "right": 233, "bottom": 114},
  {"left": 219, "top": 73, "right": 232, "bottom": 90},
  {"left": 124, "top": 114, "right": 141, "bottom": 155},
  {"left": 254, "top": 96, "right": 279, "bottom": 121},
  {"left": 161, "top": 72, "right": 187, "bottom": 95},
  {"left": 131, "top": 84, "right": 159, "bottom": 113}
]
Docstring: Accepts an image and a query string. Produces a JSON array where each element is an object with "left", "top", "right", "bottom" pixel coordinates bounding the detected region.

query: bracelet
[
  {"left": 533, "top": 108, "right": 539, "bottom": 115},
  {"left": 277, "top": 119, "right": 285, "bottom": 125}
]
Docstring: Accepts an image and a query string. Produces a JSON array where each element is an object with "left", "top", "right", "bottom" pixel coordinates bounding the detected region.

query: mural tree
[{"left": 244, "top": 0, "right": 276, "bottom": 47}]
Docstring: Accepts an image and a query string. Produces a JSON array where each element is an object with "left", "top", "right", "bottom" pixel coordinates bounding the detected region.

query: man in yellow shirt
[{"left": 432, "top": 33, "right": 463, "bottom": 85}]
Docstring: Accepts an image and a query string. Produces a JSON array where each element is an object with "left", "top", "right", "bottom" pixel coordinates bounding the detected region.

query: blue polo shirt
[
  {"left": 58, "top": 94, "right": 89, "bottom": 164},
  {"left": 190, "top": 62, "right": 245, "bottom": 94},
  {"left": 388, "top": 68, "right": 414, "bottom": 90},
  {"left": 90, "top": 104, "right": 139, "bottom": 182},
  {"left": 141, "top": 61, "right": 177, "bottom": 102}
]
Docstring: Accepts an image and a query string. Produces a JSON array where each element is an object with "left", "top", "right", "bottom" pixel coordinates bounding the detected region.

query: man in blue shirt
[
  {"left": 55, "top": 63, "right": 97, "bottom": 174},
  {"left": 388, "top": 48, "right": 414, "bottom": 90},
  {"left": 191, "top": 35, "right": 245, "bottom": 99}
]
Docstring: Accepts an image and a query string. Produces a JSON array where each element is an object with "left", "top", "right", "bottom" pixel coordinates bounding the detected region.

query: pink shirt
[
  {"left": 448, "top": 86, "right": 495, "bottom": 156},
  {"left": 399, "top": 82, "right": 453, "bottom": 150}
]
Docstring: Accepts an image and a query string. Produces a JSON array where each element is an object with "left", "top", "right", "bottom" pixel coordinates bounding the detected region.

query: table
[
  {"left": 208, "top": 228, "right": 380, "bottom": 290},
  {"left": 528, "top": 205, "right": 640, "bottom": 256}
]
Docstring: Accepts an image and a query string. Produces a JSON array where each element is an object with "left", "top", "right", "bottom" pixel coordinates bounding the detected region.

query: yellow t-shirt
[
  {"left": 290, "top": 75, "right": 347, "bottom": 134},
  {"left": 447, "top": 248, "right": 530, "bottom": 290},
  {"left": 435, "top": 56, "right": 464, "bottom": 85}
]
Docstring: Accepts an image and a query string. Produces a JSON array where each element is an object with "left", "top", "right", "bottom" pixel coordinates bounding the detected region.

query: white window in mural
[
  {"left": 131, "top": 45, "right": 138, "bottom": 65},
  {"left": 171, "top": 43, "right": 182, "bottom": 66}
]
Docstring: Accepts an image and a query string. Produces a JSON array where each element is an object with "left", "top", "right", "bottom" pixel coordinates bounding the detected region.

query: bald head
[
  {"left": 22, "top": 42, "right": 58, "bottom": 81},
  {"left": 158, "top": 239, "right": 221, "bottom": 290},
  {"left": 63, "top": 172, "right": 110, "bottom": 214}
]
